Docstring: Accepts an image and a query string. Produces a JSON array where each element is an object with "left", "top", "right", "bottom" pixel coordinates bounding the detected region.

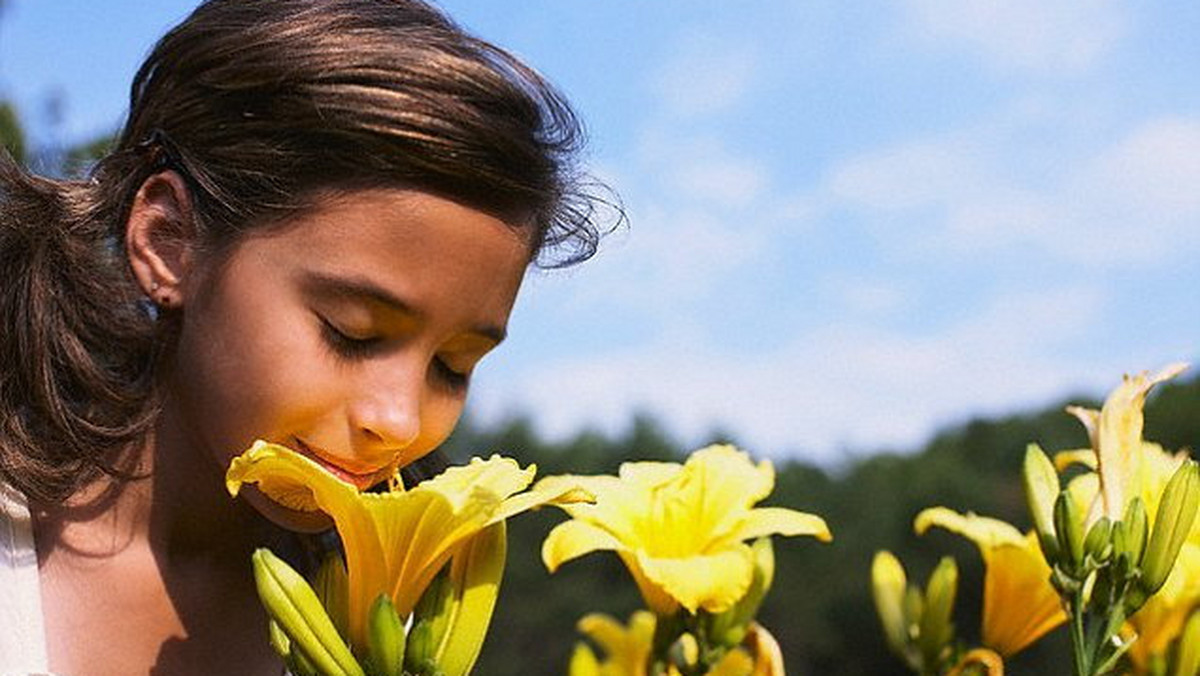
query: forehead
[
  {"left": 241, "top": 188, "right": 530, "bottom": 260},
  {"left": 204, "top": 188, "right": 532, "bottom": 320}
]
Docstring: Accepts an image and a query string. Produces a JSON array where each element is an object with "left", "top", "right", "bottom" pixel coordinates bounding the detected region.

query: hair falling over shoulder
[
  {"left": 0, "top": 157, "right": 159, "bottom": 503},
  {"left": 0, "top": 0, "right": 620, "bottom": 504}
]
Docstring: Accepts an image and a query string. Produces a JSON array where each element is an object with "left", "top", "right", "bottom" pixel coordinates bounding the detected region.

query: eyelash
[
  {"left": 318, "top": 318, "right": 470, "bottom": 391},
  {"left": 319, "top": 318, "right": 382, "bottom": 359}
]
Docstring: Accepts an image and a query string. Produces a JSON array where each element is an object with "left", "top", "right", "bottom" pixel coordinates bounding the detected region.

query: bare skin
[{"left": 34, "top": 175, "right": 530, "bottom": 675}]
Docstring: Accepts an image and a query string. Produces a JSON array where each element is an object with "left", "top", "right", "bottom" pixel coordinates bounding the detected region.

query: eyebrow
[{"left": 302, "top": 272, "right": 508, "bottom": 345}]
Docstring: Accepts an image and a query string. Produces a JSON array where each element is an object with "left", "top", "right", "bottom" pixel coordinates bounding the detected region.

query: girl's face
[{"left": 165, "top": 189, "right": 529, "bottom": 529}]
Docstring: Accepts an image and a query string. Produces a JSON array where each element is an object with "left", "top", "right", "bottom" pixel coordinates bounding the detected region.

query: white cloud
[
  {"left": 472, "top": 285, "right": 1119, "bottom": 463},
  {"left": 821, "top": 276, "right": 913, "bottom": 317},
  {"left": 824, "top": 115, "right": 1200, "bottom": 267},
  {"left": 650, "top": 33, "right": 758, "bottom": 117},
  {"left": 902, "top": 0, "right": 1127, "bottom": 74}
]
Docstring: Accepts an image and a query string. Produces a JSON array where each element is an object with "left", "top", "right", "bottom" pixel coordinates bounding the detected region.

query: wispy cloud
[
  {"left": 473, "top": 285, "right": 1117, "bottom": 462},
  {"left": 823, "top": 115, "right": 1200, "bottom": 267},
  {"left": 900, "top": 0, "right": 1127, "bottom": 74},
  {"left": 650, "top": 32, "right": 759, "bottom": 117}
]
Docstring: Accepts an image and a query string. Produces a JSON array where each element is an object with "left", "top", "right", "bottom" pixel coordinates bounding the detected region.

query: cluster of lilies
[
  {"left": 224, "top": 362, "right": 1199, "bottom": 676},
  {"left": 227, "top": 440, "right": 830, "bottom": 675},
  {"left": 873, "top": 365, "right": 1200, "bottom": 676}
]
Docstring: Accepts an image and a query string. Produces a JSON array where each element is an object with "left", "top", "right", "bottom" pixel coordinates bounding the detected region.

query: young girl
[{"left": 0, "top": 1, "right": 606, "bottom": 674}]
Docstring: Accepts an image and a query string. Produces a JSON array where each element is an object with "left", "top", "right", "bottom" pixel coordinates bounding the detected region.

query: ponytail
[{"left": 0, "top": 156, "right": 159, "bottom": 503}]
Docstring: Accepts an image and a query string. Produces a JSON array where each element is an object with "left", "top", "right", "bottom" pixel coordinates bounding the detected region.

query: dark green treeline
[{"left": 443, "top": 373, "right": 1200, "bottom": 675}]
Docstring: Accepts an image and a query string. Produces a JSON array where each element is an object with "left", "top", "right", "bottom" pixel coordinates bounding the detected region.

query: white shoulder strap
[{"left": 0, "top": 481, "right": 52, "bottom": 674}]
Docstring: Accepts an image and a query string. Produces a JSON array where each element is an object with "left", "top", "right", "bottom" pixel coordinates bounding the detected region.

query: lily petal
[
  {"left": 635, "top": 547, "right": 755, "bottom": 614},
  {"left": 728, "top": 508, "right": 832, "bottom": 544},
  {"left": 541, "top": 445, "right": 830, "bottom": 616},
  {"left": 914, "top": 507, "right": 1026, "bottom": 549},
  {"left": 543, "top": 519, "right": 627, "bottom": 573},
  {"left": 916, "top": 507, "right": 1065, "bottom": 657}
]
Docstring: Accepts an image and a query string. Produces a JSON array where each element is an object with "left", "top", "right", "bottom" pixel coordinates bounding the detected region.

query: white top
[{"left": 0, "top": 481, "right": 58, "bottom": 676}]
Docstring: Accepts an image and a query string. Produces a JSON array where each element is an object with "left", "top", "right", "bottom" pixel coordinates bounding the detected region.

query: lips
[{"left": 290, "top": 437, "right": 388, "bottom": 490}]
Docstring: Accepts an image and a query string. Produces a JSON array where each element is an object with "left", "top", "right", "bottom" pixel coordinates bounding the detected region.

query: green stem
[{"left": 1069, "top": 595, "right": 1094, "bottom": 676}]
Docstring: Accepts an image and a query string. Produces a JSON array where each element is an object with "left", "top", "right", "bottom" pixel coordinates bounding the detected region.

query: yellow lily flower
[
  {"left": 542, "top": 444, "right": 831, "bottom": 615},
  {"left": 570, "top": 611, "right": 657, "bottom": 676},
  {"left": 569, "top": 610, "right": 777, "bottom": 676},
  {"left": 1063, "top": 363, "right": 1187, "bottom": 521},
  {"left": 1053, "top": 365, "right": 1200, "bottom": 671},
  {"left": 1126, "top": 542, "right": 1200, "bottom": 672},
  {"left": 227, "top": 440, "right": 580, "bottom": 654},
  {"left": 915, "top": 507, "right": 1065, "bottom": 657},
  {"left": 744, "top": 622, "right": 785, "bottom": 676}
]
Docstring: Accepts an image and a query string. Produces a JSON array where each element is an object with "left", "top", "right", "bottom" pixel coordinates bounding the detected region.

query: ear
[{"left": 125, "top": 171, "right": 197, "bottom": 309}]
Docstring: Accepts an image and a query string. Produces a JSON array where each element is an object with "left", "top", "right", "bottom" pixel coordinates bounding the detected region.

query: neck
[
  {"left": 34, "top": 401, "right": 294, "bottom": 571},
  {"left": 32, "top": 399, "right": 302, "bottom": 675}
]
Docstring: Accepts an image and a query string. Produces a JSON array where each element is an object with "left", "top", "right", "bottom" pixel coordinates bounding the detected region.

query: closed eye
[
  {"left": 319, "top": 316, "right": 384, "bottom": 359},
  {"left": 432, "top": 356, "right": 470, "bottom": 391}
]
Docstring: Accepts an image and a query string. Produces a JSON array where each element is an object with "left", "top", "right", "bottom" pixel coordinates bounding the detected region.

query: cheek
[
  {"left": 411, "top": 396, "right": 467, "bottom": 462},
  {"left": 171, "top": 289, "right": 333, "bottom": 458}
]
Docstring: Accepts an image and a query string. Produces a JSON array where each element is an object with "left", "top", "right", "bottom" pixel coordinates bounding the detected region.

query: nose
[{"left": 346, "top": 384, "right": 421, "bottom": 465}]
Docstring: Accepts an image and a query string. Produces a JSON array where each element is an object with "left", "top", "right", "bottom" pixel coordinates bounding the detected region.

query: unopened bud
[
  {"left": 368, "top": 593, "right": 405, "bottom": 676},
  {"left": 1139, "top": 461, "right": 1200, "bottom": 601},
  {"left": 1123, "top": 497, "right": 1149, "bottom": 567},
  {"left": 917, "top": 557, "right": 957, "bottom": 667},
  {"left": 404, "top": 618, "right": 437, "bottom": 675},
  {"left": 871, "top": 551, "right": 910, "bottom": 656},
  {"left": 1084, "top": 516, "right": 1113, "bottom": 565},
  {"left": 1024, "top": 444, "right": 1061, "bottom": 561},
  {"left": 1054, "top": 492, "right": 1086, "bottom": 572}
]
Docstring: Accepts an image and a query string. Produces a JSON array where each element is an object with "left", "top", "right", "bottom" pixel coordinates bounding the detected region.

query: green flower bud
[
  {"left": 405, "top": 618, "right": 438, "bottom": 675},
  {"left": 917, "top": 557, "right": 957, "bottom": 668},
  {"left": 1024, "top": 444, "right": 1061, "bottom": 562},
  {"left": 1139, "top": 461, "right": 1200, "bottom": 601},
  {"left": 1054, "top": 491, "right": 1086, "bottom": 572},
  {"left": 1123, "top": 497, "right": 1149, "bottom": 568},
  {"left": 368, "top": 593, "right": 406, "bottom": 676},
  {"left": 1084, "top": 516, "right": 1113, "bottom": 565}
]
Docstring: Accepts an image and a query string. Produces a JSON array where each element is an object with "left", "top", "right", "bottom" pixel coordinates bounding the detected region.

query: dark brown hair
[{"left": 0, "top": 0, "right": 612, "bottom": 503}]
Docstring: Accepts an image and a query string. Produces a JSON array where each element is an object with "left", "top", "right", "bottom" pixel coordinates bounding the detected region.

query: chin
[{"left": 243, "top": 485, "right": 335, "bottom": 533}]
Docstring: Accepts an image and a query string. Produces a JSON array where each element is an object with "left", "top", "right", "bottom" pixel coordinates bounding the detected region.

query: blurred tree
[
  {"left": 0, "top": 100, "right": 25, "bottom": 163},
  {"left": 460, "top": 372, "right": 1199, "bottom": 675}
]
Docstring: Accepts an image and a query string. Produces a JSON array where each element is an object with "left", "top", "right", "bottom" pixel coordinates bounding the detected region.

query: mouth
[{"left": 290, "top": 437, "right": 389, "bottom": 490}]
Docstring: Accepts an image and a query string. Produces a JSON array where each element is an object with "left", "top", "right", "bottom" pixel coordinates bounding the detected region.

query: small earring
[{"left": 151, "top": 282, "right": 160, "bottom": 293}]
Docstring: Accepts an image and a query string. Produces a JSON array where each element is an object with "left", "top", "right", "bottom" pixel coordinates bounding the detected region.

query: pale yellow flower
[
  {"left": 1063, "top": 363, "right": 1187, "bottom": 522},
  {"left": 915, "top": 507, "right": 1065, "bottom": 657},
  {"left": 542, "top": 444, "right": 831, "bottom": 615},
  {"left": 1053, "top": 365, "right": 1200, "bottom": 672},
  {"left": 568, "top": 610, "right": 777, "bottom": 676},
  {"left": 569, "top": 611, "right": 657, "bottom": 676},
  {"left": 227, "top": 440, "right": 578, "bottom": 653}
]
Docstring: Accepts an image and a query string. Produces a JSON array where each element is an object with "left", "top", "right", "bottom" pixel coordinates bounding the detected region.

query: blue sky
[{"left": 3, "top": 1, "right": 1198, "bottom": 464}]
